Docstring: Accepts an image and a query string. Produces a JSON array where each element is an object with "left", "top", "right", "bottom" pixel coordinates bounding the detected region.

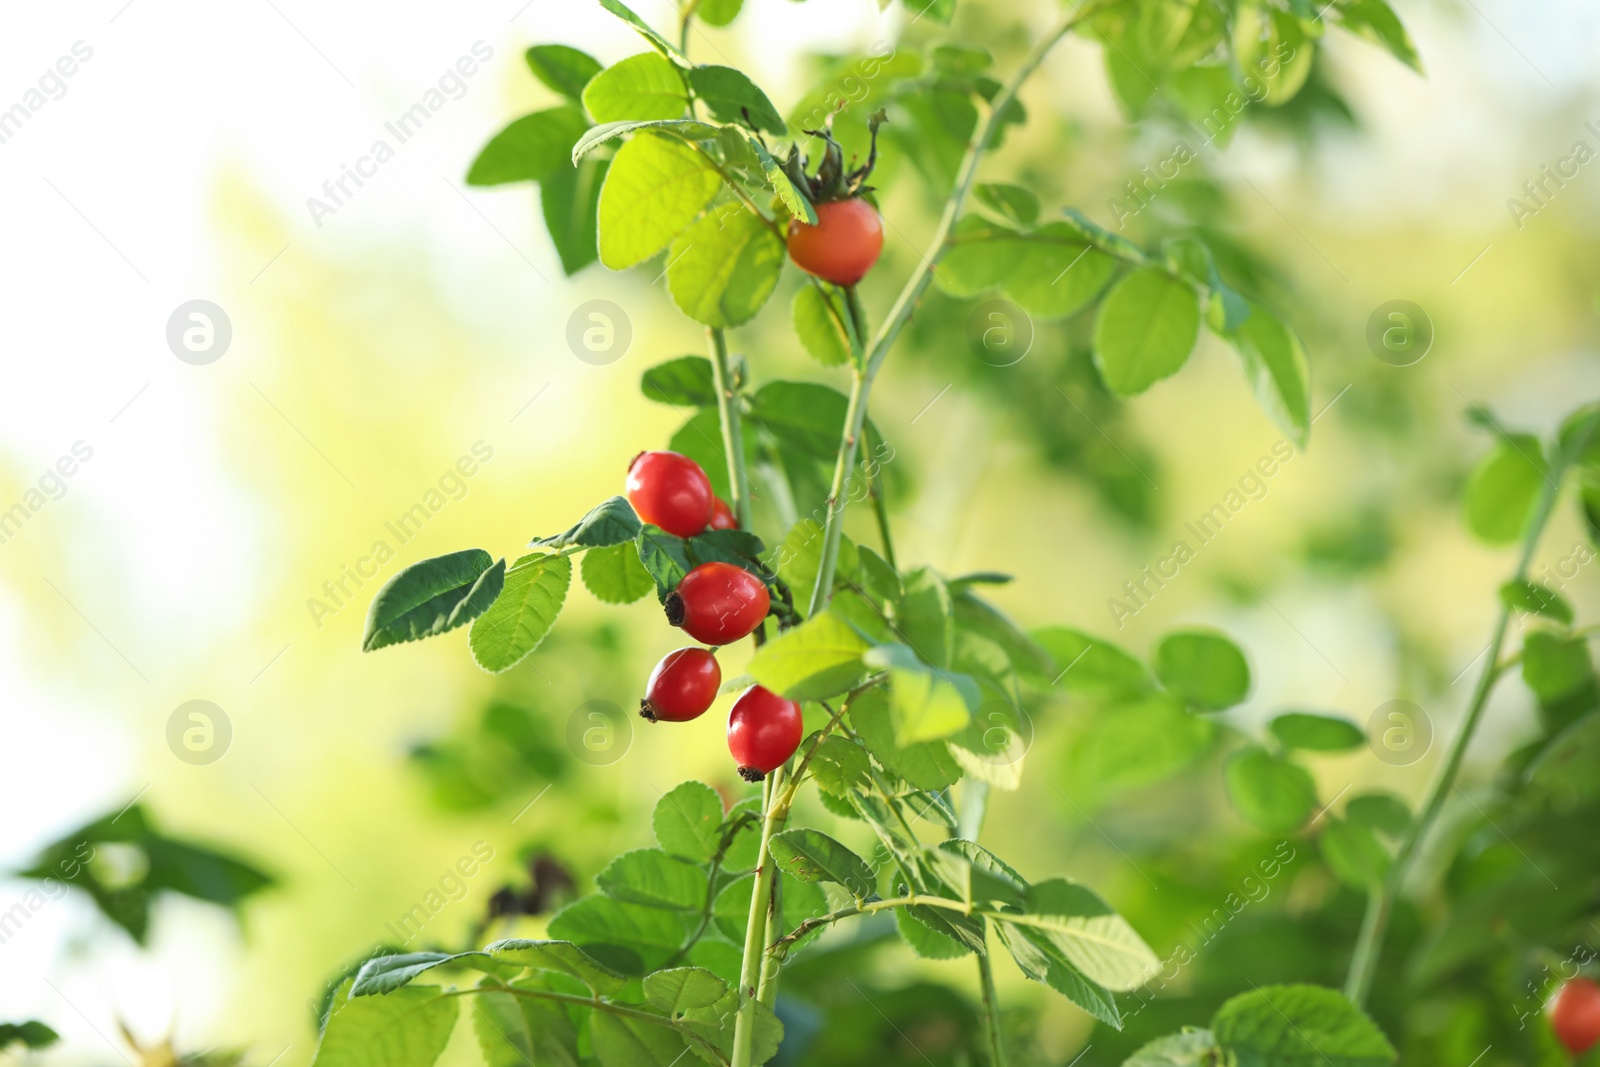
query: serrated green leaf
[
  {"left": 1229, "top": 302, "right": 1310, "bottom": 447},
  {"left": 1094, "top": 268, "right": 1200, "bottom": 396},
  {"left": 642, "top": 967, "right": 727, "bottom": 1014},
  {"left": 850, "top": 686, "right": 962, "bottom": 790},
  {"left": 541, "top": 155, "right": 607, "bottom": 275},
  {"left": 641, "top": 356, "right": 717, "bottom": 406},
  {"left": 534, "top": 496, "right": 642, "bottom": 549},
  {"left": 589, "top": 1011, "right": 687, "bottom": 1067},
  {"left": 635, "top": 524, "right": 693, "bottom": 597},
  {"left": 894, "top": 568, "right": 953, "bottom": 670},
  {"left": 363, "top": 550, "right": 504, "bottom": 652},
  {"left": 571, "top": 118, "right": 721, "bottom": 163},
  {"left": 581, "top": 542, "right": 655, "bottom": 604},
  {"left": 1154, "top": 628, "right": 1251, "bottom": 710},
  {"left": 467, "top": 107, "right": 590, "bottom": 186},
  {"left": 973, "top": 182, "right": 1039, "bottom": 225},
  {"left": 687, "top": 65, "right": 785, "bottom": 135},
  {"left": 997, "top": 878, "right": 1157, "bottom": 990},
  {"left": 863, "top": 643, "right": 974, "bottom": 745},
  {"left": 1123, "top": 1030, "right": 1219, "bottom": 1066},
  {"left": 769, "top": 828, "right": 876, "bottom": 898},
  {"left": 1268, "top": 712, "right": 1364, "bottom": 752},
  {"left": 484, "top": 938, "right": 629, "bottom": 995},
  {"left": 895, "top": 906, "right": 969, "bottom": 959},
  {"left": 653, "top": 781, "right": 724, "bottom": 863},
  {"left": 583, "top": 52, "right": 688, "bottom": 123},
  {"left": 468, "top": 553, "right": 571, "bottom": 672},
  {"left": 739, "top": 131, "right": 816, "bottom": 225},
  {"left": 597, "top": 849, "right": 708, "bottom": 911},
  {"left": 792, "top": 285, "right": 853, "bottom": 366},
  {"left": 311, "top": 983, "right": 457, "bottom": 1067},
  {"left": 545, "top": 896, "right": 691, "bottom": 976},
  {"left": 1224, "top": 746, "right": 1317, "bottom": 834},
  {"left": 1212, "top": 984, "right": 1397, "bottom": 1066},
  {"left": 525, "top": 44, "right": 603, "bottom": 101},
  {"left": 939, "top": 219, "right": 1118, "bottom": 319},
  {"left": 472, "top": 976, "right": 580, "bottom": 1067},
  {"left": 352, "top": 952, "right": 481, "bottom": 996},
  {"left": 667, "top": 203, "right": 785, "bottom": 328},
  {"left": 598, "top": 132, "right": 721, "bottom": 269},
  {"left": 747, "top": 610, "right": 870, "bottom": 700},
  {"left": 597, "top": 0, "right": 686, "bottom": 62},
  {"left": 807, "top": 734, "right": 871, "bottom": 794},
  {"left": 1334, "top": 0, "right": 1422, "bottom": 73}
]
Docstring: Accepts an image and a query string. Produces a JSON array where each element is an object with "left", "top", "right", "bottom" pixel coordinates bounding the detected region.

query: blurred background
[{"left": 3, "top": 0, "right": 1599, "bottom": 1064}]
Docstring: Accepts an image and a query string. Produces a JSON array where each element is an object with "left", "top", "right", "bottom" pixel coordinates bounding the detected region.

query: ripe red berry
[
  {"left": 709, "top": 497, "right": 738, "bottom": 531},
  {"left": 665, "top": 562, "right": 770, "bottom": 646},
  {"left": 727, "top": 685, "right": 802, "bottom": 781},
  {"left": 786, "top": 198, "right": 884, "bottom": 286},
  {"left": 626, "top": 451, "right": 713, "bottom": 538},
  {"left": 1552, "top": 977, "right": 1600, "bottom": 1055},
  {"left": 640, "top": 647, "right": 721, "bottom": 723}
]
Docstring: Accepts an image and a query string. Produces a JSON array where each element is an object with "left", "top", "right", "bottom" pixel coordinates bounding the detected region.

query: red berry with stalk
[
  {"left": 1552, "top": 977, "right": 1600, "bottom": 1055},
  {"left": 626, "top": 451, "right": 713, "bottom": 538},
  {"left": 665, "top": 561, "right": 770, "bottom": 646},
  {"left": 782, "top": 112, "right": 886, "bottom": 287},
  {"left": 727, "top": 685, "right": 803, "bottom": 782},
  {"left": 640, "top": 647, "right": 721, "bottom": 723}
]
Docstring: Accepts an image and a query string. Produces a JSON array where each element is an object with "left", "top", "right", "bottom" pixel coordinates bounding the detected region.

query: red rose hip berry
[
  {"left": 626, "top": 451, "right": 713, "bottom": 538},
  {"left": 1552, "top": 977, "right": 1600, "bottom": 1055},
  {"left": 709, "top": 497, "right": 738, "bottom": 530},
  {"left": 665, "top": 562, "right": 770, "bottom": 646},
  {"left": 727, "top": 685, "right": 802, "bottom": 781},
  {"left": 640, "top": 647, "right": 721, "bottom": 723},
  {"left": 786, "top": 198, "right": 884, "bottom": 286}
]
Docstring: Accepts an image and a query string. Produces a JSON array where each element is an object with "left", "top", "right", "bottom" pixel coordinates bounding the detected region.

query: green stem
[
  {"left": 731, "top": 768, "right": 788, "bottom": 1067},
  {"left": 1343, "top": 416, "right": 1597, "bottom": 1005},
  {"left": 446, "top": 985, "right": 689, "bottom": 1033},
  {"left": 978, "top": 934, "right": 1008, "bottom": 1067},
  {"left": 707, "top": 328, "right": 752, "bottom": 529},
  {"left": 678, "top": 0, "right": 702, "bottom": 55},
  {"left": 768, "top": 893, "right": 976, "bottom": 957},
  {"left": 803, "top": 1, "right": 1117, "bottom": 616}
]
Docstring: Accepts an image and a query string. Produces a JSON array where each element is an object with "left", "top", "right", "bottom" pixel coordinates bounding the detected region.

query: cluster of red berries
[
  {"left": 625, "top": 451, "right": 802, "bottom": 782},
  {"left": 1553, "top": 976, "right": 1600, "bottom": 1056}
]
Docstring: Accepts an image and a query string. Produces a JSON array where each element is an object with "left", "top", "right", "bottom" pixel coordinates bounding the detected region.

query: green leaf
[
  {"left": 310, "top": 983, "right": 458, "bottom": 1067},
  {"left": 472, "top": 976, "right": 580, "bottom": 1067},
  {"left": 768, "top": 828, "right": 876, "bottom": 899},
  {"left": 534, "top": 496, "right": 642, "bottom": 549},
  {"left": 1031, "top": 626, "right": 1152, "bottom": 697},
  {"left": 597, "top": 848, "right": 708, "bottom": 911},
  {"left": 792, "top": 285, "right": 853, "bottom": 367},
  {"left": 0, "top": 1023, "right": 59, "bottom": 1051},
  {"left": 469, "top": 553, "right": 571, "bottom": 672},
  {"left": 863, "top": 643, "right": 975, "bottom": 745},
  {"left": 525, "top": 44, "right": 603, "bottom": 100},
  {"left": 1344, "top": 792, "right": 1410, "bottom": 837},
  {"left": 589, "top": 1012, "right": 687, "bottom": 1067},
  {"left": 738, "top": 130, "right": 816, "bottom": 225},
  {"left": 973, "top": 182, "right": 1039, "bottom": 226},
  {"left": 352, "top": 952, "right": 481, "bottom": 996},
  {"left": 485, "top": 938, "right": 629, "bottom": 995},
  {"left": 653, "top": 780, "right": 724, "bottom": 863},
  {"left": 696, "top": 0, "right": 744, "bottom": 26},
  {"left": 686, "top": 65, "right": 786, "bottom": 135},
  {"left": 1522, "top": 630, "right": 1595, "bottom": 703},
  {"left": 1526, "top": 710, "right": 1600, "bottom": 807},
  {"left": 939, "top": 219, "right": 1118, "bottom": 319},
  {"left": 571, "top": 118, "right": 721, "bottom": 163},
  {"left": 850, "top": 687, "right": 963, "bottom": 790},
  {"left": 1000, "top": 878, "right": 1158, "bottom": 989},
  {"left": 894, "top": 568, "right": 953, "bottom": 670},
  {"left": 1123, "top": 1030, "right": 1219, "bottom": 1066},
  {"left": 363, "top": 549, "right": 504, "bottom": 652},
  {"left": 597, "top": 0, "right": 686, "bottom": 62},
  {"left": 545, "top": 896, "right": 691, "bottom": 976},
  {"left": 1224, "top": 746, "right": 1317, "bottom": 834},
  {"left": 1268, "top": 712, "right": 1364, "bottom": 752},
  {"left": 642, "top": 967, "right": 727, "bottom": 1014},
  {"left": 1153, "top": 628, "right": 1251, "bottom": 710},
  {"left": 1077, "top": 693, "right": 1215, "bottom": 797},
  {"left": 597, "top": 132, "right": 721, "bottom": 270},
  {"left": 1462, "top": 433, "right": 1546, "bottom": 544},
  {"left": 712, "top": 871, "right": 828, "bottom": 947},
  {"left": 583, "top": 52, "right": 688, "bottom": 123},
  {"left": 1498, "top": 580, "right": 1574, "bottom": 625},
  {"left": 747, "top": 610, "right": 871, "bottom": 700},
  {"left": 541, "top": 155, "right": 607, "bottom": 275},
  {"left": 1229, "top": 302, "right": 1310, "bottom": 447},
  {"left": 635, "top": 524, "right": 692, "bottom": 595},
  {"left": 467, "top": 107, "right": 590, "bottom": 186},
  {"left": 1320, "top": 816, "right": 1389, "bottom": 889},
  {"left": 1093, "top": 268, "right": 1200, "bottom": 396},
  {"left": 896, "top": 906, "right": 970, "bottom": 959},
  {"left": 1334, "top": 0, "right": 1422, "bottom": 73},
  {"left": 581, "top": 542, "right": 655, "bottom": 604},
  {"left": 1231, "top": 5, "right": 1314, "bottom": 106},
  {"left": 666, "top": 204, "right": 786, "bottom": 327},
  {"left": 807, "top": 735, "right": 871, "bottom": 795},
  {"left": 1212, "top": 984, "right": 1397, "bottom": 1066},
  {"left": 641, "top": 356, "right": 716, "bottom": 406}
]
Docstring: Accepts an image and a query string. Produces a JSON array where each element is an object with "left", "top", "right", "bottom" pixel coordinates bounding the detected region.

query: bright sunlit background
[{"left": 3, "top": 0, "right": 1599, "bottom": 1063}]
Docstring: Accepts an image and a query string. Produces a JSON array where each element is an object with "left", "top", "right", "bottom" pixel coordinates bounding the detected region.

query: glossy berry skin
[
  {"left": 1552, "top": 977, "right": 1600, "bottom": 1055},
  {"left": 727, "top": 685, "right": 802, "bottom": 781},
  {"left": 626, "top": 451, "right": 713, "bottom": 538},
  {"left": 665, "top": 562, "right": 770, "bottom": 646},
  {"left": 786, "top": 198, "right": 884, "bottom": 286},
  {"left": 709, "top": 497, "right": 738, "bottom": 531},
  {"left": 640, "top": 647, "right": 721, "bottom": 723}
]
